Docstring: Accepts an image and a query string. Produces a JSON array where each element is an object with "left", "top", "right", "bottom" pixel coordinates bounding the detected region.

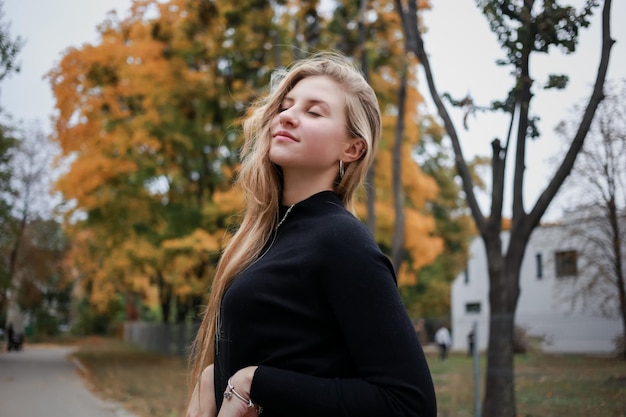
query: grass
[
  {"left": 430, "top": 351, "right": 626, "bottom": 417},
  {"left": 71, "top": 337, "right": 189, "bottom": 417},
  {"left": 71, "top": 337, "right": 626, "bottom": 417}
]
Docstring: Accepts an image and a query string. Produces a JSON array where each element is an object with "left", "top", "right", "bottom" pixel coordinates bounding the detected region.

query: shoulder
[
  {"left": 312, "top": 206, "right": 377, "bottom": 252},
  {"left": 292, "top": 193, "right": 375, "bottom": 246},
  {"left": 289, "top": 192, "right": 392, "bottom": 273},
  {"left": 309, "top": 208, "right": 396, "bottom": 282}
]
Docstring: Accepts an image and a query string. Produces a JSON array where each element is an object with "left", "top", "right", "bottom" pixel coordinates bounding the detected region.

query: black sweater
[{"left": 214, "top": 191, "right": 436, "bottom": 417}]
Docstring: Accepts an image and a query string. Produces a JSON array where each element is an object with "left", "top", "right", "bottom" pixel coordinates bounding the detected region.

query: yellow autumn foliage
[
  {"left": 51, "top": 0, "right": 451, "bottom": 318},
  {"left": 162, "top": 228, "right": 221, "bottom": 253}
]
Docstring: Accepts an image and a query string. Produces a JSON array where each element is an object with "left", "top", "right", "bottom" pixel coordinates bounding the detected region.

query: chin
[{"left": 268, "top": 152, "right": 292, "bottom": 167}]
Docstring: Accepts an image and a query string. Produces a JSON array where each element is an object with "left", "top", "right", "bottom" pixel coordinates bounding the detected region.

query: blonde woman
[{"left": 186, "top": 52, "right": 436, "bottom": 417}]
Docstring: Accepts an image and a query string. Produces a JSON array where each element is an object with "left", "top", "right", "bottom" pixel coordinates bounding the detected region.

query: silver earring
[{"left": 339, "top": 160, "right": 345, "bottom": 178}]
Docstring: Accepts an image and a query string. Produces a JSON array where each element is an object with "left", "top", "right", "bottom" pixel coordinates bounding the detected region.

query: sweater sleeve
[{"left": 250, "top": 217, "right": 437, "bottom": 417}]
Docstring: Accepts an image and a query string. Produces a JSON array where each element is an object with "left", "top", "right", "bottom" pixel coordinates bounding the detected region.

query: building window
[
  {"left": 464, "top": 267, "right": 469, "bottom": 284},
  {"left": 465, "top": 302, "right": 481, "bottom": 313},
  {"left": 535, "top": 253, "right": 543, "bottom": 279},
  {"left": 555, "top": 250, "right": 578, "bottom": 277}
]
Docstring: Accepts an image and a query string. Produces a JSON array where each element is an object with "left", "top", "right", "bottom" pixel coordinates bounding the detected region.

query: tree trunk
[
  {"left": 176, "top": 298, "right": 189, "bottom": 323},
  {"left": 8, "top": 214, "right": 27, "bottom": 288},
  {"left": 391, "top": 64, "right": 408, "bottom": 271},
  {"left": 358, "top": 0, "right": 376, "bottom": 234},
  {"left": 607, "top": 198, "right": 626, "bottom": 359},
  {"left": 157, "top": 270, "right": 172, "bottom": 323},
  {"left": 484, "top": 293, "right": 515, "bottom": 417},
  {"left": 365, "top": 155, "right": 376, "bottom": 233},
  {"left": 125, "top": 294, "right": 139, "bottom": 321},
  {"left": 482, "top": 226, "right": 528, "bottom": 416}
]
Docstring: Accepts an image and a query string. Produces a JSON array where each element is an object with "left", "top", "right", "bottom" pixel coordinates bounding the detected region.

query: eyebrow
[{"left": 281, "top": 96, "right": 331, "bottom": 111}]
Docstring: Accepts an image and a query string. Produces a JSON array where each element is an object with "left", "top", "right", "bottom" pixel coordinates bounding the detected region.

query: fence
[{"left": 123, "top": 321, "right": 200, "bottom": 357}]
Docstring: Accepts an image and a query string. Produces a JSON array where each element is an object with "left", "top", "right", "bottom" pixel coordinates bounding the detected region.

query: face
[{"left": 269, "top": 75, "right": 355, "bottom": 180}]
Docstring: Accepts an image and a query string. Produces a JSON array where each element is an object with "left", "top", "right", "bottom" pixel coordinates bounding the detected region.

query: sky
[
  {"left": 1, "top": 0, "right": 625, "bottom": 221},
  {"left": 420, "top": 1, "right": 626, "bottom": 220},
  {"left": 1, "top": 0, "right": 130, "bottom": 126}
]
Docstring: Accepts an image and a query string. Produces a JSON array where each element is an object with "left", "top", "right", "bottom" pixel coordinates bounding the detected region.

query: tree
[
  {"left": 0, "top": 0, "right": 22, "bottom": 83},
  {"left": 0, "top": 0, "right": 23, "bottom": 315},
  {"left": 405, "top": 0, "right": 615, "bottom": 415},
  {"left": 50, "top": 0, "right": 446, "bottom": 323},
  {"left": 0, "top": 122, "right": 16, "bottom": 313},
  {"left": 400, "top": 115, "right": 477, "bottom": 319},
  {"left": 554, "top": 78, "right": 626, "bottom": 358},
  {"left": 50, "top": 0, "right": 273, "bottom": 322},
  {"left": 0, "top": 122, "right": 61, "bottom": 323},
  {"left": 14, "top": 218, "right": 69, "bottom": 336},
  {"left": 275, "top": 0, "right": 446, "bottom": 290}
]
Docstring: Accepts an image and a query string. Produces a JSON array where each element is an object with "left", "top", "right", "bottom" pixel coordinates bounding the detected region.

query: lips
[{"left": 273, "top": 130, "right": 298, "bottom": 142}]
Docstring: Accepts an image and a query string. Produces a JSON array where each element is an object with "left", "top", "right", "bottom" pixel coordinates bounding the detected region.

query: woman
[{"left": 187, "top": 52, "right": 437, "bottom": 417}]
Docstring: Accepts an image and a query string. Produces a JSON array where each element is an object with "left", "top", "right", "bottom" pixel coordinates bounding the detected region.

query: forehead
[{"left": 285, "top": 76, "right": 346, "bottom": 107}]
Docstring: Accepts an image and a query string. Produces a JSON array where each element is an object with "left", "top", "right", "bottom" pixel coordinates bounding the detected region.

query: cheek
[
  {"left": 309, "top": 137, "right": 342, "bottom": 162},
  {"left": 270, "top": 115, "right": 280, "bottom": 129},
  {"left": 316, "top": 126, "right": 348, "bottom": 153}
]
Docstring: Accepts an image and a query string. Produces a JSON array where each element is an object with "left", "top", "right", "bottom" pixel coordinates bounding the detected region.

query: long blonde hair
[{"left": 188, "top": 51, "right": 381, "bottom": 391}]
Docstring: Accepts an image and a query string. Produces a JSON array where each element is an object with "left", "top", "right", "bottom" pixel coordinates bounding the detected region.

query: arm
[
  {"left": 248, "top": 221, "right": 437, "bottom": 417},
  {"left": 216, "top": 367, "right": 261, "bottom": 417},
  {"left": 187, "top": 365, "right": 218, "bottom": 417}
]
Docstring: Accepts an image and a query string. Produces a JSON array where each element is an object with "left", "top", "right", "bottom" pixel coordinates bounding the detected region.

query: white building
[{"left": 451, "top": 217, "right": 624, "bottom": 354}]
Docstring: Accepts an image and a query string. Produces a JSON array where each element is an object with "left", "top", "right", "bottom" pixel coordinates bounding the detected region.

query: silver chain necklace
[{"left": 275, "top": 204, "right": 295, "bottom": 230}]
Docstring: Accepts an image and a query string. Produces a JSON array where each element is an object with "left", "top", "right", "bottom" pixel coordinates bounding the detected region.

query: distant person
[
  {"left": 434, "top": 326, "right": 451, "bottom": 361},
  {"left": 467, "top": 330, "right": 475, "bottom": 357},
  {"left": 5, "top": 303, "right": 25, "bottom": 351}
]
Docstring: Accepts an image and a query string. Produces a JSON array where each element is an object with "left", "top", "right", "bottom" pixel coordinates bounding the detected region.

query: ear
[{"left": 342, "top": 138, "right": 367, "bottom": 163}]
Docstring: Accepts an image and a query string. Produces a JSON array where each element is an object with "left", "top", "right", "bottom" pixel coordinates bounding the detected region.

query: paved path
[{"left": 0, "top": 344, "right": 139, "bottom": 417}]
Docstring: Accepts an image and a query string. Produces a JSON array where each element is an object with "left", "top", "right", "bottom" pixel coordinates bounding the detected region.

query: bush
[
  {"left": 613, "top": 334, "right": 625, "bottom": 358},
  {"left": 73, "top": 298, "right": 125, "bottom": 336},
  {"left": 514, "top": 325, "right": 528, "bottom": 354},
  {"left": 35, "top": 311, "right": 60, "bottom": 337}
]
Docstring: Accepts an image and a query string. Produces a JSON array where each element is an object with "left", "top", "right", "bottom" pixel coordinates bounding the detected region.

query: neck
[{"left": 281, "top": 171, "right": 335, "bottom": 206}]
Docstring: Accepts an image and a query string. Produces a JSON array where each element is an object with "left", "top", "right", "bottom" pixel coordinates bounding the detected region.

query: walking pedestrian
[{"left": 434, "top": 326, "right": 451, "bottom": 361}]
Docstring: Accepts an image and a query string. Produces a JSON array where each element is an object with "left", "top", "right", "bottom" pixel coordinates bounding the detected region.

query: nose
[{"left": 278, "top": 107, "right": 298, "bottom": 127}]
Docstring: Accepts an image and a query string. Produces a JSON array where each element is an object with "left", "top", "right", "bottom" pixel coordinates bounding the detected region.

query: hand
[
  {"left": 187, "top": 364, "right": 217, "bottom": 417},
  {"left": 216, "top": 395, "right": 258, "bottom": 417},
  {"left": 217, "top": 366, "right": 259, "bottom": 417}
]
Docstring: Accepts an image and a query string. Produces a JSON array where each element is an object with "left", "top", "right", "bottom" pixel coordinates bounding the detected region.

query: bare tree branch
[
  {"left": 407, "top": 0, "right": 487, "bottom": 233},
  {"left": 527, "top": 1, "right": 615, "bottom": 233}
]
